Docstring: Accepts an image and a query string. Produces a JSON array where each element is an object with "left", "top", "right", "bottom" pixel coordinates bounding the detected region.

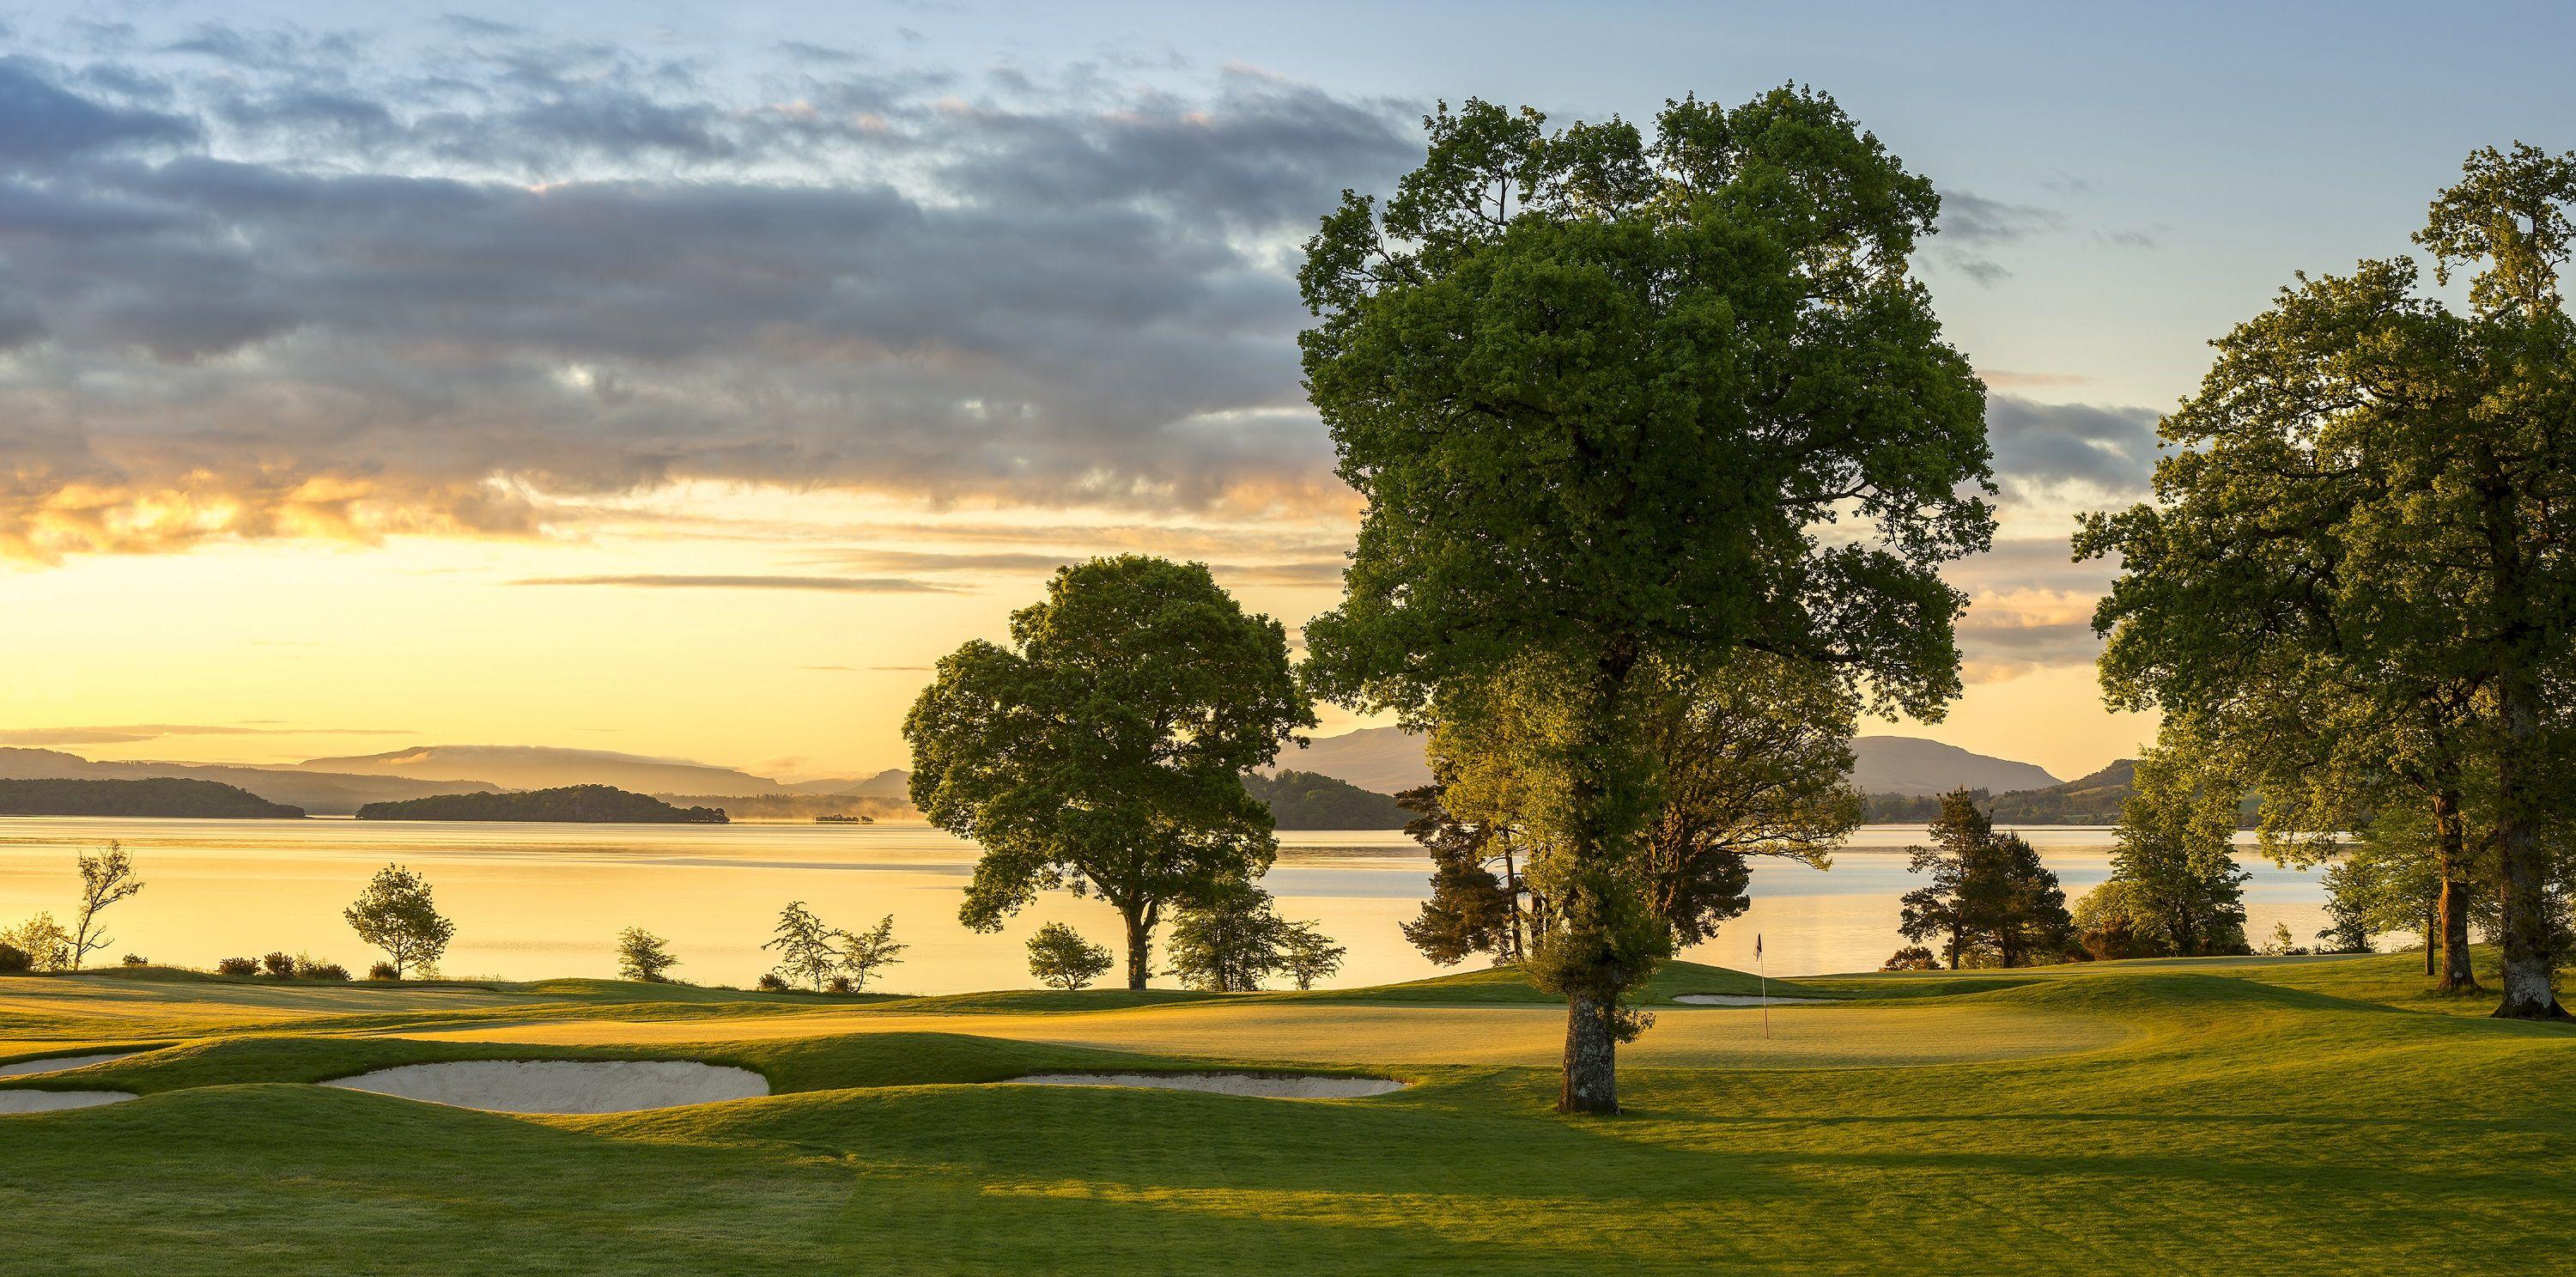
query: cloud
[
  {"left": 1941, "top": 192, "right": 2063, "bottom": 244},
  {"left": 1984, "top": 396, "right": 2162, "bottom": 496},
  {"left": 0, "top": 35, "right": 1417, "bottom": 560},
  {"left": 513, "top": 574, "right": 962, "bottom": 592}
]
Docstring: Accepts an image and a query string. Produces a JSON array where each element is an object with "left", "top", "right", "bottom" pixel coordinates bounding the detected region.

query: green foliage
[
  {"left": 906, "top": 555, "right": 1314, "bottom": 989},
  {"left": 1297, "top": 88, "right": 1991, "bottom": 1108},
  {"left": 2079, "top": 143, "right": 2576, "bottom": 1014},
  {"left": 838, "top": 915, "right": 906, "bottom": 993},
  {"left": 343, "top": 864, "right": 456, "bottom": 978},
  {"left": 355, "top": 785, "right": 726, "bottom": 823},
  {"left": 1899, "top": 792, "right": 2073, "bottom": 968},
  {"left": 762, "top": 901, "right": 842, "bottom": 992},
  {"left": 2102, "top": 746, "right": 2252, "bottom": 958},
  {"left": 1163, "top": 886, "right": 1340, "bottom": 992},
  {"left": 1395, "top": 783, "right": 1533, "bottom": 966},
  {"left": 1024, "top": 922, "right": 1115, "bottom": 992},
  {"left": 0, "top": 941, "right": 29, "bottom": 974},
  {"left": 214, "top": 956, "right": 258, "bottom": 976},
  {"left": 616, "top": 927, "right": 681, "bottom": 983},
  {"left": 1278, "top": 921, "right": 1347, "bottom": 991},
  {"left": 1238, "top": 769, "right": 1411, "bottom": 830},
  {"left": 2, "top": 911, "right": 73, "bottom": 972},
  {"left": 0, "top": 777, "right": 305, "bottom": 818}
]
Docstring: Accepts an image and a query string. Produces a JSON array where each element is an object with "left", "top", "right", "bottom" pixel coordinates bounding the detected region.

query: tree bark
[
  {"left": 1554, "top": 642, "right": 1640, "bottom": 1115},
  {"left": 2430, "top": 789, "right": 2479, "bottom": 994},
  {"left": 1559, "top": 986, "right": 1620, "bottom": 1115},
  {"left": 2490, "top": 671, "right": 2566, "bottom": 1019},
  {"left": 1122, "top": 904, "right": 1153, "bottom": 991}
]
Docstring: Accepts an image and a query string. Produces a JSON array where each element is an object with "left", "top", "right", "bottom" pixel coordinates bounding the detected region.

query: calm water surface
[{"left": 0, "top": 818, "right": 2335, "bottom": 991}]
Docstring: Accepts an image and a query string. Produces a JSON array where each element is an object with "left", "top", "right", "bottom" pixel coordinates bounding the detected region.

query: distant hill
[
  {"left": 0, "top": 777, "right": 305, "bottom": 819},
  {"left": 1272, "top": 727, "right": 1433, "bottom": 794},
  {"left": 1242, "top": 769, "right": 1412, "bottom": 830},
  {"left": 1985, "top": 760, "right": 2142, "bottom": 826},
  {"left": 654, "top": 792, "right": 916, "bottom": 822},
  {"left": 356, "top": 785, "right": 728, "bottom": 824},
  {"left": 0, "top": 748, "right": 499, "bottom": 816},
  {"left": 304, "top": 745, "right": 796, "bottom": 796},
  {"left": 1847, "top": 737, "right": 2061, "bottom": 797},
  {"left": 777, "top": 769, "right": 911, "bottom": 798}
]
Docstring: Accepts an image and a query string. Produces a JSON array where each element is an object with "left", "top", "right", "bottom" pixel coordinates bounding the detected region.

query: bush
[
  {"left": 825, "top": 976, "right": 854, "bottom": 994},
  {"left": 121, "top": 953, "right": 149, "bottom": 966},
  {"left": 756, "top": 972, "right": 789, "bottom": 992},
  {"left": 0, "top": 942, "right": 29, "bottom": 975},
  {"left": 1881, "top": 945, "right": 1942, "bottom": 972},
  {"left": 299, "top": 959, "right": 351, "bottom": 982},
  {"left": 615, "top": 927, "right": 679, "bottom": 982},
  {"left": 367, "top": 961, "right": 400, "bottom": 981},
  {"left": 1026, "top": 921, "right": 1115, "bottom": 992},
  {"left": 216, "top": 956, "right": 258, "bottom": 976},
  {"left": 261, "top": 952, "right": 296, "bottom": 978}
]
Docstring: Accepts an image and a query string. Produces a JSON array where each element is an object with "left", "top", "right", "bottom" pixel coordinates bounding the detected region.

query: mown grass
[{"left": 0, "top": 951, "right": 2568, "bottom": 1274}]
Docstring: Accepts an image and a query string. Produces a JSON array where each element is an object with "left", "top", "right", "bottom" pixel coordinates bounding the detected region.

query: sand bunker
[
  {"left": 324, "top": 1060, "right": 769, "bottom": 1114},
  {"left": 0, "top": 1091, "right": 136, "bottom": 1114},
  {"left": 1674, "top": 994, "right": 1832, "bottom": 1006},
  {"left": 1011, "top": 1073, "right": 1407, "bottom": 1098},
  {"left": 0, "top": 1051, "right": 143, "bottom": 1079}
]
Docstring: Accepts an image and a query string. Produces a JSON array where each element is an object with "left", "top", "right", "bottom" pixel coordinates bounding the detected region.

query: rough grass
[{"left": 0, "top": 952, "right": 2568, "bottom": 1274}]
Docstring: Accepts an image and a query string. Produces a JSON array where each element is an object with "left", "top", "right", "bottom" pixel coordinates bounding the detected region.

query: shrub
[
  {"left": 367, "top": 961, "right": 400, "bottom": 981},
  {"left": 825, "top": 976, "right": 854, "bottom": 994},
  {"left": 261, "top": 951, "right": 296, "bottom": 978},
  {"left": 216, "top": 956, "right": 258, "bottom": 976},
  {"left": 0, "top": 942, "right": 29, "bottom": 974},
  {"left": 120, "top": 954, "right": 149, "bottom": 966},
  {"left": 756, "top": 972, "right": 789, "bottom": 992},
  {"left": 1026, "top": 921, "right": 1115, "bottom": 991},
  {"left": 300, "top": 960, "right": 352, "bottom": 982},
  {"left": 1881, "top": 945, "right": 1942, "bottom": 972}
]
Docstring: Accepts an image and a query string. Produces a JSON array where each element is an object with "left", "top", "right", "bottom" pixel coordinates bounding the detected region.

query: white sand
[
  {"left": 1673, "top": 994, "right": 1832, "bottom": 1006},
  {"left": 0, "top": 1091, "right": 136, "bottom": 1114},
  {"left": 1010, "top": 1073, "right": 1408, "bottom": 1098},
  {"left": 0, "top": 1051, "right": 143, "bottom": 1079},
  {"left": 323, "top": 1060, "right": 769, "bottom": 1114}
]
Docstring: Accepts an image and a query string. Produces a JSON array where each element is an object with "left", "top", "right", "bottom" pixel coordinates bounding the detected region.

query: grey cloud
[
  {"left": 0, "top": 43, "right": 1411, "bottom": 556},
  {"left": 0, "top": 58, "right": 199, "bottom": 161},
  {"left": 0, "top": 722, "right": 410, "bottom": 745},
  {"left": 1984, "top": 396, "right": 2161, "bottom": 493},
  {"left": 1941, "top": 192, "right": 2062, "bottom": 244}
]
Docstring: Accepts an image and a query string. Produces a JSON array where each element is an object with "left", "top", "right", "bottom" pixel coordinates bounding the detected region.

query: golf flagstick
[{"left": 1757, "top": 933, "right": 1770, "bottom": 1040}]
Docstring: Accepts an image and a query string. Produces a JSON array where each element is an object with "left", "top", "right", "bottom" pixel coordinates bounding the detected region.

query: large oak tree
[
  {"left": 2081, "top": 144, "right": 2576, "bottom": 1018},
  {"left": 1298, "top": 88, "right": 1994, "bottom": 1110}
]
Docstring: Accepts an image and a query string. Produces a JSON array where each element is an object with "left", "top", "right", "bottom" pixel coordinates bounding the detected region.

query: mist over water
[{"left": 0, "top": 818, "right": 2333, "bottom": 991}]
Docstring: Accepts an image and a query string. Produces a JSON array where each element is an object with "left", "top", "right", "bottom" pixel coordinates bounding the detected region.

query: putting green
[{"left": 383, "top": 999, "right": 2123, "bottom": 1068}]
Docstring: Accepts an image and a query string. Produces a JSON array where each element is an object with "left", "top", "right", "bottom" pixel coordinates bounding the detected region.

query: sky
[{"left": 3, "top": 1, "right": 2571, "bottom": 781}]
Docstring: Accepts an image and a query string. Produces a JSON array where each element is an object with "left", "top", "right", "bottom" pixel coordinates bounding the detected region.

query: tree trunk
[
  {"left": 2490, "top": 672, "right": 2566, "bottom": 1019},
  {"left": 1559, "top": 986, "right": 1620, "bottom": 1115},
  {"left": 2424, "top": 899, "right": 2437, "bottom": 977},
  {"left": 2430, "top": 790, "right": 2479, "bottom": 994},
  {"left": 1122, "top": 905, "right": 1152, "bottom": 992}
]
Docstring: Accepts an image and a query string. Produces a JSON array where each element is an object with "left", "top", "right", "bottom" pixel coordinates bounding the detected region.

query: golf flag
[{"left": 1755, "top": 934, "right": 1763, "bottom": 961}]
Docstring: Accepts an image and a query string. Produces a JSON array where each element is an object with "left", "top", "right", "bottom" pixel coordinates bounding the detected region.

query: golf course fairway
[{"left": 1, "top": 952, "right": 2567, "bottom": 1274}]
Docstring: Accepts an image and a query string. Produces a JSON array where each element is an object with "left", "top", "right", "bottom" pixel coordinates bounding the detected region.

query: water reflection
[{"left": 0, "top": 818, "right": 2332, "bottom": 991}]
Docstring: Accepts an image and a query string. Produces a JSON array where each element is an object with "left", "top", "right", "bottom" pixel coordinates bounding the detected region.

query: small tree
[
  {"left": 343, "top": 864, "right": 455, "bottom": 979},
  {"left": 762, "top": 900, "right": 841, "bottom": 991},
  {"left": 616, "top": 927, "right": 680, "bottom": 982},
  {"left": 1026, "top": 921, "right": 1115, "bottom": 991},
  {"left": 839, "top": 915, "right": 906, "bottom": 992},
  {"left": 3, "top": 913, "right": 75, "bottom": 972},
  {"left": 1397, "top": 783, "right": 1532, "bottom": 966},
  {"left": 907, "top": 556, "right": 1314, "bottom": 991},
  {"left": 2105, "top": 746, "right": 2251, "bottom": 957},
  {"left": 1166, "top": 887, "right": 1289, "bottom": 992},
  {"left": 1278, "top": 921, "right": 1346, "bottom": 991},
  {"left": 69, "top": 842, "right": 143, "bottom": 971},
  {"left": 1899, "top": 793, "right": 2071, "bottom": 968}
]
